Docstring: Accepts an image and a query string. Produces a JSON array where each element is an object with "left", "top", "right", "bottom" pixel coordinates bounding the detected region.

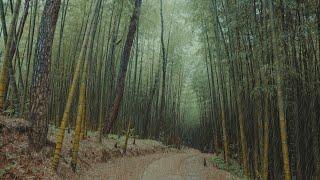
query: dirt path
[
  {"left": 141, "top": 150, "right": 235, "bottom": 180},
  {"left": 78, "top": 150, "right": 235, "bottom": 180},
  {"left": 77, "top": 152, "right": 170, "bottom": 180}
]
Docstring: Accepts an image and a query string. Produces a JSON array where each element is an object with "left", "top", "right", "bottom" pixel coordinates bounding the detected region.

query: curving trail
[
  {"left": 141, "top": 149, "right": 235, "bottom": 180},
  {"left": 78, "top": 149, "right": 235, "bottom": 180}
]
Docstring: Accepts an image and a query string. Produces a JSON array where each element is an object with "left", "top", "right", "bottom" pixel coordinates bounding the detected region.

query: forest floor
[{"left": 0, "top": 116, "right": 236, "bottom": 180}]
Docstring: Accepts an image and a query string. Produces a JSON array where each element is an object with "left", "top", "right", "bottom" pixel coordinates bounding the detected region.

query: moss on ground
[{"left": 209, "top": 155, "right": 248, "bottom": 179}]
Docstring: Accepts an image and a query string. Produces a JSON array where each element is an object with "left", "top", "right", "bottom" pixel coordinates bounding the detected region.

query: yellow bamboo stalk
[
  {"left": 277, "top": 73, "right": 291, "bottom": 180},
  {"left": 80, "top": 105, "right": 86, "bottom": 140},
  {"left": 237, "top": 99, "right": 249, "bottom": 176},
  {"left": 98, "top": 102, "right": 104, "bottom": 142},
  {"left": 71, "top": 65, "right": 87, "bottom": 171},
  {"left": 51, "top": 0, "right": 100, "bottom": 170},
  {"left": 51, "top": 37, "right": 88, "bottom": 171},
  {"left": 123, "top": 120, "right": 131, "bottom": 154},
  {"left": 262, "top": 76, "right": 270, "bottom": 180},
  {"left": 268, "top": 0, "right": 291, "bottom": 178},
  {"left": 272, "top": 6, "right": 291, "bottom": 180},
  {"left": 221, "top": 109, "right": 229, "bottom": 166}
]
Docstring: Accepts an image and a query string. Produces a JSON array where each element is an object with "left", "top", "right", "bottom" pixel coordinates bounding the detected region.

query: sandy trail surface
[
  {"left": 141, "top": 149, "right": 235, "bottom": 180},
  {"left": 78, "top": 149, "right": 235, "bottom": 180}
]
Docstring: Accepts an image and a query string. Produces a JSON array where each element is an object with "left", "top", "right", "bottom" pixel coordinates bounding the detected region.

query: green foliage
[
  {"left": 108, "top": 134, "right": 120, "bottom": 140},
  {"left": 209, "top": 155, "right": 246, "bottom": 178},
  {"left": 0, "top": 162, "right": 17, "bottom": 177}
]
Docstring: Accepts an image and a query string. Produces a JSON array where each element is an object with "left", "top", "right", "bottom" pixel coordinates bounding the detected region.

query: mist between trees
[{"left": 0, "top": 0, "right": 319, "bottom": 179}]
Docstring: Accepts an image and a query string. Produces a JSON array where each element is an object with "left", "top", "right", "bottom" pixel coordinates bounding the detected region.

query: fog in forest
[{"left": 0, "top": 0, "right": 319, "bottom": 179}]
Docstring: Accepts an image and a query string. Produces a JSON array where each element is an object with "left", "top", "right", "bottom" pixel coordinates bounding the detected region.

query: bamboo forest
[{"left": 0, "top": 0, "right": 319, "bottom": 179}]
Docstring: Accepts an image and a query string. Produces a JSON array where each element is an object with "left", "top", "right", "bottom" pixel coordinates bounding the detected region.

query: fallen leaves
[{"left": 1, "top": 117, "right": 171, "bottom": 179}]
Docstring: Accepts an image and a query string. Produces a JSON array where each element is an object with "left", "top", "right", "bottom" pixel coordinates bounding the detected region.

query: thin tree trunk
[
  {"left": 0, "top": 0, "right": 21, "bottom": 111},
  {"left": 0, "top": 0, "right": 8, "bottom": 43},
  {"left": 105, "top": 0, "right": 142, "bottom": 133},
  {"left": 157, "top": 0, "right": 167, "bottom": 138},
  {"left": 22, "top": 0, "right": 38, "bottom": 115}
]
